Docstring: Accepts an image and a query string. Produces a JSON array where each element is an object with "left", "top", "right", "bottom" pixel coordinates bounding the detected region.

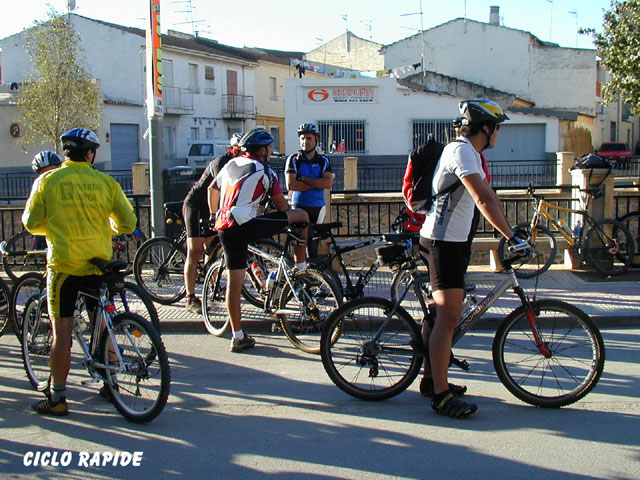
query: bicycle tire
[
  {"left": 10, "top": 272, "right": 46, "bottom": 343},
  {"left": 0, "top": 277, "right": 11, "bottom": 337},
  {"left": 617, "top": 211, "right": 640, "bottom": 268},
  {"left": 583, "top": 218, "right": 633, "bottom": 276},
  {"left": 201, "top": 259, "right": 230, "bottom": 336},
  {"left": 308, "top": 257, "right": 345, "bottom": 300},
  {"left": 492, "top": 299, "right": 605, "bottom": 408},
  {"left": 277, "top": 268, "right": 342, "bottom": 354},
  {"left": 133, "top": 237, "right": 187, "bottom": 304},
  {"left": 110, "top": 281, "right": 161, "bottom": 333},
  {"left": 2, "top": 230, "right": 47, "bottom": 282},
  {"left": 497, "top": 222, "right": 557, "bottom": 278},
  {"left": 21, "top": 293, "right": 52, "bottom": 392},
  {"left": 320, "top": 297, "right": 423, "bottom": 401},
  {"left": 99, "top": 312, "right": 170, "bottom": 423},
  {"left": 242, "top": 239, "right": 286, "bottom": 308},
  {"left": 389, "top": 267, "right": 429, "bottom": 303}
]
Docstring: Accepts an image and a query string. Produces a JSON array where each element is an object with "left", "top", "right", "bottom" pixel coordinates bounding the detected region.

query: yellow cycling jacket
[{"left": 22, "top": 160, "right": 137, "bottom": 276}]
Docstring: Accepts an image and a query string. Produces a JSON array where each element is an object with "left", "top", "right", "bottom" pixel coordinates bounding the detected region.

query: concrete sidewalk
[{"left": 158, "top": 266, "right": 640, "bottom": 333}]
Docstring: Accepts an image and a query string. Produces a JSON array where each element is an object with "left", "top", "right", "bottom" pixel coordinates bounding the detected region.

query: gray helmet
[
  {"left": 32, "top": 150, "right": 62, "bottom": 174},
  {"left": 230, "top": 132, "right": 244, "bottom": 147}
]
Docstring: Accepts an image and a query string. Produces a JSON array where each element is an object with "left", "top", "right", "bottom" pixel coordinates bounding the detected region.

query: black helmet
[
  {"left": 32, "top": 150, "right": 62, "bottom": 174},
  {"left": 238, "top": 128, "right": 274, "bottom": 153},
  {"left": 297, "top": 122, "right": 320, "bottom": 136},
  {"left": 459, "top": 99, "right": 509, "bottom": 126},
  {"left": 60, "top": 127, "right": 101, "bottom": 150}
]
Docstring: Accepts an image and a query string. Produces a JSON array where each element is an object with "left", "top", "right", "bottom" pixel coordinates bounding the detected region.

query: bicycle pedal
[
  {"left": 271, "top": 322, "right": 283, "bottom": 333},
  {"left": 81, "top": 378, "right": 100, "bottom": 386},
  {"left": 452, "top": 358, "right": 470, "bottom": 371}
]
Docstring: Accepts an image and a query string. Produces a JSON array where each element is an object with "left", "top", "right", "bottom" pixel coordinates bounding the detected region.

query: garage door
[
  {"left": 110, "top": 123, "right": 139, "bottom": 170},
  {"left": 484, "top": 124, "right": 546, "bottom": 161}
]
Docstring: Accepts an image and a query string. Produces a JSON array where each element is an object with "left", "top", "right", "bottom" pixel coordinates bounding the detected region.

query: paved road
[{"left": 1, "top": 327, "right": 639, "bottom": 480}]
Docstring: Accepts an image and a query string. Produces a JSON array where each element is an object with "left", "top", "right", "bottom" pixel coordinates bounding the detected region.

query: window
[
  {"left": 190, "top": 127, "right": 200, "bottom": 143},
  {"left": 411, "top": 119, "right": 455, "bottom": 149},
  {"left": 162, "top": 59, "right": 174, "bottom": 87},
  {"left": 270, "top": 126, "right": 280, "bottom": 152},
  {"left": 318, "top": 120, "right": 367, "bottom": 153},
  {"left": 610, "top": 121, "right": 617, "bottom": 142},
  {"left": 162, "top": 126, "right": 176, "bottom": 159},
  {"left": 189, "top": 63, "right": 199, "bottom": 94},
  {"left": 205, "top": 127, "right": 214, "bottom": 140},
  {"left": 226, "top": 70, "right": 238, "bottom": 95},
  {"left": 204, "top": 66, "right": 215, "bottom": 95},
  {"left": 269, "top": 77, "right": 278, "bottom": 100}
]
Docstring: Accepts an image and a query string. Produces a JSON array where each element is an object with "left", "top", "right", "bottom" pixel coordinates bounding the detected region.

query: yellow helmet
[{"left": 459, "top": 99, "right": 509, "bottom": 126}]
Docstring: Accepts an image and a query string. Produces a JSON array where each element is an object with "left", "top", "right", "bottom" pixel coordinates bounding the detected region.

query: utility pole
[{"left": 147, "top": 0, "right": 165, "bottom": 236}]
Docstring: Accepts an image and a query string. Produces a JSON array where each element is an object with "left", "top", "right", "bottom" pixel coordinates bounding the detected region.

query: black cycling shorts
[
  {"left": 418, "top": 237, "right": 471, "bottom": 291},
  {"left": 183, "top": 203, "right": 215, "bottom": 239},
  {"left": 47, "top": 271, "right": 101, "bottom": 318},
  {"left": 218, "top": 211, "right": 289, "bottom": 270}
]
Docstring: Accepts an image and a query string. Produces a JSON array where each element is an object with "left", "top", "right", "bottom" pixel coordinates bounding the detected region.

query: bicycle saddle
[
  {"left": 382, "top": 233, "right": 418, "bottom": 243},
  {"left": 312, "top": 222, "right": 342, "bottom": 239},
  {"left": 90, "top": 258, "right": 129, "bottom": 274}
]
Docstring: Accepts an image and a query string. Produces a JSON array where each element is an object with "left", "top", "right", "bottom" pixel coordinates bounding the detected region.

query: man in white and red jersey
[{"left": 208, "top": 128, "right": 309, "bottom": 352}]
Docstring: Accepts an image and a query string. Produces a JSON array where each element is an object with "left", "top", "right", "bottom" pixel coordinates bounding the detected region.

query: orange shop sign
[{"left": 304, "top": 87, "right": 376, "bottom": 104}]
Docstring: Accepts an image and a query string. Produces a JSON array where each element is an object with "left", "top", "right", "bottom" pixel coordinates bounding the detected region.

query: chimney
[{"left": 489, "top": 6, "right": 500, "bottom": 26}]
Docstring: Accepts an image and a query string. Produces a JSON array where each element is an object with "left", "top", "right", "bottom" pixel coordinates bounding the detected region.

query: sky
[{"left": 0, "top": 0, "right": 613, "bottom": 53}]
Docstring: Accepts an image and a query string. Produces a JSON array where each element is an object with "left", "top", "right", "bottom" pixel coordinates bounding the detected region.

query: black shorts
[
  {"left": 183, "top": 203, "right": 214, "bottom": 238},
  {"left": 218, "top": 211, "right": 289, "bottom": 270},
  {"left": 418, "top": 237, "right": 471, "bottom": 291},
  {"left": 47, "top": 271, "right": 102, "bottom": 318}
]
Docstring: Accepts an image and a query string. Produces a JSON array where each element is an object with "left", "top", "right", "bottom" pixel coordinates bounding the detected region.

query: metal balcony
[
  {"left": 222, "top": 94, "right": 255, "bottom": 119},
  {"left": 163, "top": 86, "right": 194, "bottom": 115}
]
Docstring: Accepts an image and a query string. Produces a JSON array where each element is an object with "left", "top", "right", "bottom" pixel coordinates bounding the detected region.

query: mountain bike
[
  {"left": 201, "top": 222, "right": 342, "bottom": 354},
  {"left": 497, "top": 185, "right": 634, "bottom": 278},
  {"left": 617, "top": 210, "right": 640, "bottom": 268},
  {"left": 21, "top": 259, "right": 170, "bottom": 423},
  {"left": 320, "top": 240, "right": 605, "bottom": 408}
]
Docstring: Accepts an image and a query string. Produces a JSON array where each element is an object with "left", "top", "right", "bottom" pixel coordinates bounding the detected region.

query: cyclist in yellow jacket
[{"left": 22, "top": 127, "right": 137, "bottom": 416}]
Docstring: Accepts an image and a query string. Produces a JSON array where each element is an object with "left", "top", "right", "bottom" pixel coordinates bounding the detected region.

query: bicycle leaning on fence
[
  {"left": 201, "top": 222, "right": 343, "bottom": 354},
  {"left": 320, "top": 236, "right": 605, "bottom": 408},
  {"left": 21, "top": 258, "right": 170, "bottom": 423},
  {"left": 616, "top": 209, "right": 640, "bottom": 268},
  {"left": 496, "top": 184, "right": 634, "bottom": 278}
]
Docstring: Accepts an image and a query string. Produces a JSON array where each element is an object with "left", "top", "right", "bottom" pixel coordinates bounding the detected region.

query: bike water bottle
[
  {"left": 573, "top": 220, "right": 583, "bottom": 238},
  {"left": 459, "top": 294, "right": 478, "bottom": 323},
  {"left": 74, "top": 308, "right": 88, "bottom": 333},
  {"left": 251, "top": 261, "right": 266, "bottom": 288},
  {"left": 265, "top": 272, "right": 277, "bottom": 290}
]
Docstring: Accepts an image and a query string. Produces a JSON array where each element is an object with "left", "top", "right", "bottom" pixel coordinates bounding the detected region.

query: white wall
[{"left": 285, "top": 77, "right": 558, "bottom": 156}]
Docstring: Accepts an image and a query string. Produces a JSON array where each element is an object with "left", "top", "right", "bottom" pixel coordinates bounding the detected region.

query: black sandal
[
  {"left": 420, "top": 378, "right": 467, "bottom": 398},
  {"left": 431, "top": 391, "right": 477, "bottom": 419}
]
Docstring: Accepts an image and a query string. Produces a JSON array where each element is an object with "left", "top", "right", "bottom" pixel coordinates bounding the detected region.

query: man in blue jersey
[{"left": 285, "top": 122, "right": 333, "bottom": 258}]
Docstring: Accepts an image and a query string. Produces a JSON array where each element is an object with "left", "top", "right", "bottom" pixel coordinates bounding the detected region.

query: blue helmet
[
  {"left": 60, "top": 127, "right": 101, "bottom": 150},
  {"left": 238, "top": 128, "right": 274, "bottom": 153},
  {"left": 297, "top": 122, "right": 320, "bottom": 137},
  {"left": 32, "top": 150, "right": 62, "bottom": 174}
]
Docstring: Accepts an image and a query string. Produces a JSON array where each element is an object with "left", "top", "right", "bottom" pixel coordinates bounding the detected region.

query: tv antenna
[
  {"left": 361, "top": 19, "right": 375, "bottom": 40},
  {"left": 569, "top": 9, "right": 578, "bottom": 47},
  {"left": 173, "top": 0, "right": 206, "bottom": 37},
  {"left": 401, "top": 0, "right": 426, "bottom": 78}
]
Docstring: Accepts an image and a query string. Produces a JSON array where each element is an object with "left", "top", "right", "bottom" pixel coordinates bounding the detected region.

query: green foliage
[
  {"left": 584, "top": 0, "right": 640, "bottom": 114},
  {"left": 16, "top": 11, "right": 102, "bottom": 152}
]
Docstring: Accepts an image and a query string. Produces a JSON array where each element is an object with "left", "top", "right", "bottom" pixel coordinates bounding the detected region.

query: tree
[
  {"left": 583, "top": 0, "right": 640, "bottom": 114},
  {"left": 16, "top": 11, "right": 102, "bottom": 152}
]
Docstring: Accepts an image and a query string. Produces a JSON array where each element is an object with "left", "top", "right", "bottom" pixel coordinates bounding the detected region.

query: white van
[{"left": 186, "top": 140, "right": 229, "bottom": 167}]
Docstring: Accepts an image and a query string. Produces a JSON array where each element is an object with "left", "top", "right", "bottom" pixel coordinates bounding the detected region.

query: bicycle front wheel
[
  {"left": 10, "top": 272, "right": 46, "bottom": 342},
  {"left": 492, "top": 299, "right": 605, "bottom": 408},
  {"left": 110, "top": 281, "right": 161, "bottom": 333},
  {"left": 584, "top": 218, "right": 633, "bottom": 276},
  {"left": 100, "top": 313, "right": 171, "bottom": 423},
  {"left": 277, "top": 268, "right": 342, "bottom": 354},
  {"left": 617, "top": 211, "right": 640, "bottom": 268},
  {"left": 0, "top": 278, "right": 11, "bottom": 337},
  {"left": 497, "top": 222, "right": 557, "bottom": 278},
  {"left": 21, "top": 295, "right": 51, "bottom": 392},
  {"left": 133, "top": 237, "right": 187, "bottom": 304},
  {"left": 321, "top": 297, "right": 423, "bottom": 400},
  {"left": 2, "top": 231, "right": 47, "bottom": 282},
  {"left": 202, "top": 259, "right": 230, "bottom": 336}
]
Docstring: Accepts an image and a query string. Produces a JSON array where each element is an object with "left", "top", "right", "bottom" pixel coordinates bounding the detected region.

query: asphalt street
[{"left": 1, "top": 327, "right": 639, "bottom": 480}]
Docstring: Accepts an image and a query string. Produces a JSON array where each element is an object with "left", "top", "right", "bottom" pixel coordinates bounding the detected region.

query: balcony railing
[
  {"left": 164, "top": 86, "right": 194, "bottom": 115},
  {"left": 222, "top": 94, "right": 255, "bottom": 119}
]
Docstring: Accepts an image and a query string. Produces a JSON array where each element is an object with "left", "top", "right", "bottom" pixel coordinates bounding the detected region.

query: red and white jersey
[{"left": 213, "top": 154, "right": 282, "bottom": 230}]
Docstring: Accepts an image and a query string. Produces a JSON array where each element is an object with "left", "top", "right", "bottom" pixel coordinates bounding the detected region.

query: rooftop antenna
[
  {"left": 401, "top": 0, "right": 426, "bottom": 79},
  {"left": 173, "top": 0, "right": 205, "bottom": 37},
  {"left": 569, "top": 9, "right": 578, "bottom": 47},
  {"left": 67, "top": 0, "right": 76, "bottom": 11},
  {"left": 361, "top": 19, "right": 374, "bottom": 40},
  {"left": 545, "top": 0, "right": 553, "bottom": 41}
]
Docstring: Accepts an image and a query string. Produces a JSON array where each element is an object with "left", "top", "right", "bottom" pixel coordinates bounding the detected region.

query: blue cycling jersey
[{"left": 285, "top": 152, "right": 331, "bottom": 207}]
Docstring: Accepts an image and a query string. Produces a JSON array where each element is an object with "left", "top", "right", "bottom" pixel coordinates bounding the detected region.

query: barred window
[
  {"left": 411, "top": 119, "right": 455, "bottom": 149},
  {"left": 318, "top": 120, "right": 366, "bottom": 153}
]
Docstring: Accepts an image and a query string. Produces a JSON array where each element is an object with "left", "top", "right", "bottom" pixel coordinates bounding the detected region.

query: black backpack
[{"left": 402, "top": 136, "right": 462, "bottom": 214}]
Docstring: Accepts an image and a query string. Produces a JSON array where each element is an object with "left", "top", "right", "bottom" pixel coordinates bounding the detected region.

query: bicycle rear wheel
[
  {"left": 492, "top": 299, "right": 605, "bottom": 408},
  {"left": 616, "top": 211, "right": 640, "bottom": 268},
  {"left": 201, "top": 259, "right": 230, "bottom": 336},
  {"left": 584, "top": 218, "right": 633, "bottom": 276},
  {"left": 21, "top": 295, "right": 51, "bottom": 392},
  {"left": 0, "top": 278, "right": 11, "bottom": 337},
  {"left": 497, "top": 222, "right": 557, "bottom": 278},
  {"left": 10, "top": 272, "right": 46, "bottom": 342},
  {"left": 110, "top": 281, "right": 161, "bottom": 332},
  {"left": 100, "top": 312, "right": 170, "bottom": 423},
  {"left": 2, "top": 231, "right": 47, "bottom": 282},
  {"left": 133, "top": 237, "right": 186, "bottom": 304},
  {"left": 320, "top": 297, "right": 423, "bottom": 400},
  {"left": 277, "top": 269, "right": 342, "bottom": 354},
  {"left": 242, "top": 239, "right": 286, "bottom": 308}
]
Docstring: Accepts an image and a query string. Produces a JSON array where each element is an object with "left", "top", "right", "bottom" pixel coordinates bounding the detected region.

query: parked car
[
  {"left": 186, "top": 140, "right": 229, "bottom": 167},
  {"left": 596, "top": 142, "right": 631, "bottom": 167}
]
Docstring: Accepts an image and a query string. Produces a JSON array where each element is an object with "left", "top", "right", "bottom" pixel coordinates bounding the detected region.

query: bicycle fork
[{"left": 513, "top": 286, "right": 552, "bottom": 358}]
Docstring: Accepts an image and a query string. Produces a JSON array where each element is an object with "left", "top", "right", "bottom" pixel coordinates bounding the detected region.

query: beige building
[{"left": 305, "top": 31, "right": 384, "bottom": 73}]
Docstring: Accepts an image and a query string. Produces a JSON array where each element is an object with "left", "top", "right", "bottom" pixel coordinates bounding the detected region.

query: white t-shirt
[{"left": 419, "top": 137, "right": 485, "bottom": 242}]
